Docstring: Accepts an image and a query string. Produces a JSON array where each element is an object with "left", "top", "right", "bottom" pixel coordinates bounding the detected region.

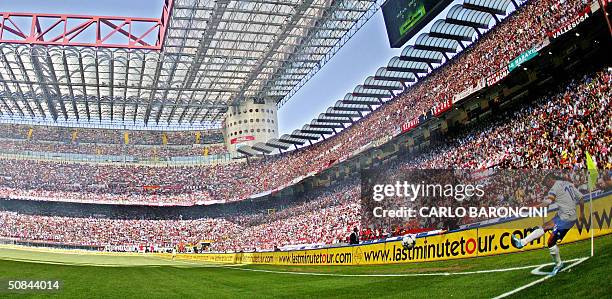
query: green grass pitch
[{"left": 0, "top": 235, "right": 610, "bottom": 298}]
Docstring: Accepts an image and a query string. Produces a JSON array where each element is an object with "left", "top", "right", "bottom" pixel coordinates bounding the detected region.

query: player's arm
[{"left": 538, "top": 193, "right": 555, "bottom": 208}]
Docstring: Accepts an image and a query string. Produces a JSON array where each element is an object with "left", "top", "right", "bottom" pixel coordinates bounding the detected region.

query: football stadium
[{"left": 0, "top": 0, "right": 611, "bottom": 298}]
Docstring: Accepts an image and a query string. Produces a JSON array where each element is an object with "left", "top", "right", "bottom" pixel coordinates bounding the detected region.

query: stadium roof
[
  {"left": 0, "top": 0, "right": 382, "bottom": 129},
  {"left": 238, "top": 0, "right": 522, "bottom": 156}
]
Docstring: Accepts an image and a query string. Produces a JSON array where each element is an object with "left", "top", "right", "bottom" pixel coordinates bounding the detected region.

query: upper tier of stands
[
  {"left": 0, "top": 124, "right": 223, "bottom": 145},
  {"left": 0, "top": 124, "right": 229, "bottom": 160}
]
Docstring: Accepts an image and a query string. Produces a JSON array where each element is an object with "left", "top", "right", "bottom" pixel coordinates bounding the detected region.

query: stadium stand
[
  {"left": 0, "top": 124, "right": 224, "bottom": 145},
  {"left": 0, "top": 125, "right": 228, "bottom": 159},
  {"left": 1, "top": 66, "right": 609, "bottom": 250}
]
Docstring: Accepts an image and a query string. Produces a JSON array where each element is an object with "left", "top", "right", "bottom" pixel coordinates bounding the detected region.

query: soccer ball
[{"left": 401, "top": 234, "right": 416, "bottom": 249}]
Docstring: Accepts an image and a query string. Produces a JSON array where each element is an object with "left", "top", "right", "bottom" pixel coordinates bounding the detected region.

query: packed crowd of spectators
[
  {"left": 0, "top": 124, "right": 228, "bottom": 159},
  {"left": 0, "top": 167, "right": 607, "bottom": 252},
  {"left": 398, "top": 69, "right": 611, "bottom": 170},
  {"left": 2, "top": 68, "right": 609, "bottom": 245},
  {"left": 0, "top": 182, "right": 362, "bottom": 251},
  {"left": 0, "top": 66, "right": 608, "bottom": 206},
  {"left": 0, "top": 211, "right": 239, "bottom": 248},
  {"left": 0, "top": 124, "right": 223, "bottom": 145},
  {"left": 0, "top": 0, "right": 608, "bottom": 250},
  {"left": 0, "top": 139, "right": 228, "bottom": 159}
]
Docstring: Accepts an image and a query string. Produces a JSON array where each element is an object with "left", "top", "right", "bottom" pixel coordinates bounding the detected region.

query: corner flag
[
  {"left": 585, "top": 151, "right": 598, "bottom": 256},
  {"left": 585, "top": 151, "right": 599, "bottom": 190}
]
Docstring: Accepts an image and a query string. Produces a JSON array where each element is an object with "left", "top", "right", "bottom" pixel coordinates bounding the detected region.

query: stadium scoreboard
[{"left": 382, "top": 0, "right": 453, "bottom": 48}]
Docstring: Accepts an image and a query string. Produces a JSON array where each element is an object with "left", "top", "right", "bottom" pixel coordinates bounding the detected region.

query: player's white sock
[
  {"left": 549, "top": 245, "right": 562, "bottom": 265},
  {"left": 520, "top": 227, "right": 544, "bottom": 247}
]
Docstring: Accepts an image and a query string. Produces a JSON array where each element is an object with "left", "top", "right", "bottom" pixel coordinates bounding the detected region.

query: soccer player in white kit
[{"left": 511, "top": 173, "right": 585, "bottom": 275}]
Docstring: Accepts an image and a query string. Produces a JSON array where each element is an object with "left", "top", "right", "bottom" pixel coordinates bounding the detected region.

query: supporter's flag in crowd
[
  {"left": 123, "top": 132, "right": 129, "bottom": 145},
  {"left": 162, "top": 133, "right": 168, "bottom": 145},
  {"left": 96, "top": 148, "right": 102, "bottom": 156},
  {"left": 195, "top": 132, "right": 201, "bottom": 144},
  {"left": 27, "top": 128, "right": 33, "bottom": 140},
  {"left": 585, "top": 151, "right": 598, "bottom": 190},
  {"left": 72, "top": 130, "right": 78, "bottom": 142},
  {"left": 203, "top": 147, "right": 209, "bottom": 156}
]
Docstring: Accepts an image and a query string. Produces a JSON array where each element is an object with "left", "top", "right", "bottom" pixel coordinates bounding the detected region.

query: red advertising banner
[
  {"left": 431, "top": 99, "right": 453, "bottom": 117},
  {"left": 230, "top": 135, "right": 255, "bottom": 144},
  {"left": 400, "top": 118, "right": 419, "bottom": 133},
  {"left": 486, "top": 67, "right": 509, "bottom": 86},
  {"left": 547, "top": 7, "right": 591, "bottom": 39}
]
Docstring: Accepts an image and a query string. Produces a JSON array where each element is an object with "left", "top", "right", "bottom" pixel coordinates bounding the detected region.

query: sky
[
  {"left": 1, "top": 0, "right": 162, "bottom": 17},
  {"left": 277, "top": 12, "right": 402, "bottom": 135},
  {"left": 277, "top": 0, "right": 466, "bottom": 135},
  {"left": 0, "top": 0, "right": 466, "bottom": 135}
]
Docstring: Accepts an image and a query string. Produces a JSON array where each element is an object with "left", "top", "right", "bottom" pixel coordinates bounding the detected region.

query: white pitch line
[
  {"left": 492, "top": 257, "right": 589, "bottom": 299},
  {"left": 214, "top": 257, "right": 588, "bottom": 277}
]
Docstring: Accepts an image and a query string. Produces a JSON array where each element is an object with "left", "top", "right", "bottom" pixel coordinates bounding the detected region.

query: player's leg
[
  {"left": 511, "top": 219, "right": 555, "bottom": 249},
  {"left": 548, "top": 233, "right": 563, "bottom": 275},
  {"left": 549, "top": 219, "right": 575, "bottom": 275}
]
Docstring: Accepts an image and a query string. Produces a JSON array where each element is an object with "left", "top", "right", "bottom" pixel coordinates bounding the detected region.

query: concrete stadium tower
[{"left": 224, "top": 99, "right": 279, "bottom": 154}]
